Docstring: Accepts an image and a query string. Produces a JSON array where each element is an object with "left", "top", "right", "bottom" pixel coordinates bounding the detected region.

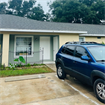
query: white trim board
[
  {"left": 0, "top": 28, "right": 87, "bottom": 34},
  {"left": 80, "top": 34, "right": 105, "bottom": 37}
]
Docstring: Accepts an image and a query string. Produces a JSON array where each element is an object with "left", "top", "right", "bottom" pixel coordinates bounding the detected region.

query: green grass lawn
[{"left": 0, "top": 67, "right": 54, "bottom": 77}]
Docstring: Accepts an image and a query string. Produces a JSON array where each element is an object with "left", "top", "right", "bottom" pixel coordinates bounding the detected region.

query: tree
[
  {"left": 20, "top": 0, "right": 36, "bottom": 17},
  {"left": 49, "top": 0, "right": 105, "bottom": 24},
  {"left": 45, "top": 13, "right": 51, "bottom": 21},
  {"left": 8, "top": 0, "right": 36, "bottom": 16},
  {"left": 79, "top": 0, "right": 97, "bottom": 6},
  {"left": 90, "top": 0, "right": 105, "bottom": 24},
  {"left": 49, "top": 0, "right": 89, "bottom": 23},
  {"left": 3, "top": 0, "right": 46, "bottom": 21},
  {"left": 8, "top": 0, "right": 22, "bottom": 15},
  {"left": 0, "top": 2, "right": 7, "bottom": 14},
  {"left": 27, "top": 4, "right": 46, "bottom": 21}
]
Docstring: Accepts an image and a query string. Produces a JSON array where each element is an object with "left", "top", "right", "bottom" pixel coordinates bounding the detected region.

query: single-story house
[{"left": 0, "top": 14, "right": 105, "bottom": 66}]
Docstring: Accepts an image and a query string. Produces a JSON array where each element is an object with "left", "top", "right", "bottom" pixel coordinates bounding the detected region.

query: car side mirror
[{"left": 81, "top": 56, "right": 90, "bottom": 61}]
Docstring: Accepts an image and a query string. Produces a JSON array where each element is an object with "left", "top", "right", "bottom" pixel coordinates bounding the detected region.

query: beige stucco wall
[
  {"left": 59, "top": 34, "right": 79, "bottom": 47},
  {"left": 2, "top": 34, "right": 9, "bottom": 66},
  {"left": 85, "top": 36, "right": 105, "bottom": 43}
]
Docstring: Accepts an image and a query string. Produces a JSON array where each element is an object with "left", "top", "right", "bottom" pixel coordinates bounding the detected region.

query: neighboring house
[{"left": 0, "top": 14, "right": 105, "bottom": 66}]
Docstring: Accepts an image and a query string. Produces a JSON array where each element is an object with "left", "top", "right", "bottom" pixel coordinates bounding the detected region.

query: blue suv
[{"left": 55, "top": 42, "right": 105, "bottom": 103}]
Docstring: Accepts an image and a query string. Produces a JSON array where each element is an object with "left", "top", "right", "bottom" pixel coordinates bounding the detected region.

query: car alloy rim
[
  {"left": 96, "top": 82, "right": 105, "bottom": 100},
  {"left": 58, "top": 67, "right": 62, "bottom": 77}
]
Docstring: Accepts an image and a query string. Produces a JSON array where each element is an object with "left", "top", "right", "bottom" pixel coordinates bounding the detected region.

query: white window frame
[
  {"left": 79, "top": 37, "right": 85, "bottom": 42},
  {"left": 14, "top": 36, "right": 33, "bottom": 58}
]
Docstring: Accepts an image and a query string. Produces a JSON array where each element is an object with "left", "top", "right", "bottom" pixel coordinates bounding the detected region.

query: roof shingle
[{"left": 0, "top": 14, "right": 105, "bottom": 34}]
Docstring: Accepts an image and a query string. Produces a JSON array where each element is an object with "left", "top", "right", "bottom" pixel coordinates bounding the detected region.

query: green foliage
[
  {"left": 8, "top": 0, "right": 22, "bottom": 15},
  {"left": 17, "top": 63, "right": 22, "bottom": 67},
  {"left": 102, "top": 42, "right": 105, "bottom": 44},
  {"left": 33, "top": 63, "right": 38, "bottom": 66},
  {"left": 33, "top": 63, "right": 45, "bottom": 66},
  {"left": 14, "top": 58, "right": 19, "bottom": 62},
  {"left": 0, "top": 0, "right": 47, "bottom": 21},
  {"left": 14, "top": 56, "right": 26, "bottom": 64},
  {"left": 48, "top": 0, "right": 105, "bottom": 24},
  {"left": 0, "top": 63, "right": 3, "bottom": 68},
  {"left": 26, "top": 63, "right": 31, "bottom": 67},
  {"left": 27, "top": 4, "right": 46, "bottom": 21},
  {"left": 79, "top": 0, "right": 97, "bottom": 6},
  {"left": 0, "top": 67, "right": 53, "bottom": 77},
  {"left": 19, "top": 56, "right": 26, "bottom": 63},
  {"left": 0, "top": 2, "right": 7, "bottom": 14},
  {"left": 91, "top": 0, "right": 105, "bottom": 23},
  {"left": 20, "top": 0, "right": 36, "bottom": 17},
  {"left": 9, "top": 63, "right": 17, "bottom": 70},
  {"left": 0, "top": 63, "right": 5, "bottom": 70},
  {"left": 14, "top": 56, "right": 25, "bottom": 67}
]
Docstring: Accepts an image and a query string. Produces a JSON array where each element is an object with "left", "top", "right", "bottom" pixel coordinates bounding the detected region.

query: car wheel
[
  {"left": 94, "top": 79, "right": 105, "bottom": 103},
  {"left": 57, "top": 64, "right": 66, "bottom": 79}
]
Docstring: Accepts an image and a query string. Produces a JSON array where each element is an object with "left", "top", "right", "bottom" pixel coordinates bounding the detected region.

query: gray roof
[{"left": 0, "top": 14, "right": 105, "bottom": 34}]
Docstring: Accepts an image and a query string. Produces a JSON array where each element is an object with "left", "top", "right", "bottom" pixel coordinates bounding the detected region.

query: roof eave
[
  {"left": 79, "top": 34, "right": 105, "bottom": 37},
  {"left": 0, "top": 29, "right": 87, "bottom": 34}
]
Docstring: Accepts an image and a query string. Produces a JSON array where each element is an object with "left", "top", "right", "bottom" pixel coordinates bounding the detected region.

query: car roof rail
[{"left": 65, "top": 41, "right": 101, "bottom": 45}]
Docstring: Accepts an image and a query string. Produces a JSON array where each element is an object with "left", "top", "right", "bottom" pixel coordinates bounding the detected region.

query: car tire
[
  {"left": 94, "top": 79, "right": 105, "bottom": 103},
  {"left": 57, "top": 64, "right": 66, "bottom": 79}
]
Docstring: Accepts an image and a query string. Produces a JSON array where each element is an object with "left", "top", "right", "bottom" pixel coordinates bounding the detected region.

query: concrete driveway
[{"left": 0, "top": 67, "right": 104, "bottom": 105}]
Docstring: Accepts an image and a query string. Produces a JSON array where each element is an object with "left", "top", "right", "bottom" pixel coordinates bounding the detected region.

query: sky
[{"left": 0, "top": 0, "right": 55, "bottom": 13}]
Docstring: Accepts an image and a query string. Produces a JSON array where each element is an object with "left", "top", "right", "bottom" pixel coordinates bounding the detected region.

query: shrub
[
  {"left": 9, "top": 63, "right": 17, "bottom": 70},
  {"left": 33, "top": 63, "right": 44, "bottom": 66},
  {"left": 14, "top": 56, "right": 26, "bottom": 64},
  {"left": 26, "top": 63, "right": 31, "bottom": 67},
  {"left": 102, "top": 42, "right": 105, "bottom": 44}
]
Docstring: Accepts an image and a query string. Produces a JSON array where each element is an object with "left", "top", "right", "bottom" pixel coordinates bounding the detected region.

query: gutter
[
  {"left": 79, "top": 34, "right": 105, "bottom": 37},
  {"left": 0, "top": 28, "right": 87, "bottom": 34}
]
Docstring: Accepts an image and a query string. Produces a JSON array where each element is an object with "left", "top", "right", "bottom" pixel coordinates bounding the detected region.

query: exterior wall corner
[{"left": 2, "top": 33, "right": 10, "bottom": 66}]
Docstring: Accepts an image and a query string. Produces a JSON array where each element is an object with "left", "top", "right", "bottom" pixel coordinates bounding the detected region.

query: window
[
  {"left": 97, "top": 37, "right": 101, "bottom": 39},
  {"left": 75, "top": 47, "right": 88, "bottom": 58},
  {"left": 62, "top": 46, "right": 75, "bottom": 56},
  {"left": 79, "top": 37, "right": 85, "bottom": 42},
  {"left": 15, "top": 36, "right": 33, "bottom": 56}
]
